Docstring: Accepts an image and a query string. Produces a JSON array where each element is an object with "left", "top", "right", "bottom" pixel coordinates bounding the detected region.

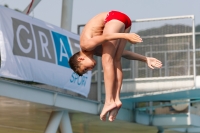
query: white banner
[{"left": 0, "top": 6, "right": 91, "bottom": 97}]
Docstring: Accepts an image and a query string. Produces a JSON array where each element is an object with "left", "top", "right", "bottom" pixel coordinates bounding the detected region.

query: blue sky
[{"left": 0, "top": 0, "right": 200, "bottom": 33}]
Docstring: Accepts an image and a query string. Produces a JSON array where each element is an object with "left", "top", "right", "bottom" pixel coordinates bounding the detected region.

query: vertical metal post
[
  {"left": 149, "top": 101, "right": 153, "bottom": 126},
  {"left": 60, "top": 111, "right": 73, "bottom": 133},
  {"left": 61, "top": 0, "right": 73, "bottom": 31},
  {"left": 192, "top": 15, "right": 196, "bottom": 87},
  {"left": 133, "top": 102, "right": 137, "bottom": 122},
  {"left": 187, "top": 42, "right": 190, "bottom": 75},
  {"left": 131, "top": 45, "right": 135, "bottom": 79},
  {"left": 145, "top": 53, "right": 148, "bottom": 77},
  {"left": 149, "top": 46, "right": 153, "bottom": 77},
  {"left": 149, "top": 102, "right": 153, "bottom": 114},
  {"left": 164, "top": 52, "right": 168, "bottom": 76},
  {"left": 45, "top": 111, "right": 64, "bottom": 133},
  {"left": 97, "top": 57, "right": 102, "bottom": 113}
]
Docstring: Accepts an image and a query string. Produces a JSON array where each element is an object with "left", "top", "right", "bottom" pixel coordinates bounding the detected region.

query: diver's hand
[
  {"left": 146, "top": 57, "right": 162, "bottom": 69},
  {"left": 126, "top": 33, "right": 143, "bottom": 44}
]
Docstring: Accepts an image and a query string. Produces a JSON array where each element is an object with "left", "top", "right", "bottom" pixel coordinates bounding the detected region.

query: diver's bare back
[{"left": 80, "top": 12, "right": 108, "bottom": 51}]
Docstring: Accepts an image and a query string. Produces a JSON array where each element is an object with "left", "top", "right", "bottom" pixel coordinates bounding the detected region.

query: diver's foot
[
  {"left": 108, "top": 101, "right": 122, "bottom": 122},
  {"left": 100, "top": 102, "right": 117, "bottom": 121}
]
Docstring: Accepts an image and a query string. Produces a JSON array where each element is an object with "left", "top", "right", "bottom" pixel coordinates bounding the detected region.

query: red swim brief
[{"left": 104, "top": 10, "right": 132, "bottom": 29}]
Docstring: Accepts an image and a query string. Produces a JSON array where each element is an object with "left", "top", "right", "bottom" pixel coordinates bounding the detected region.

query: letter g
[{"left": 16, "top": 25, "right": 32, "bottom": 53}]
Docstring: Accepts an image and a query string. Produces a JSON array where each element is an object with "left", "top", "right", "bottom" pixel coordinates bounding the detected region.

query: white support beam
[
  {"left": 0, "top": 79, "right": 137, "bottom": 122},
  {"left": 45, "top": 111, "right": 64, "bottom": 133},
  {"left": 153, "top": 114, "right": 190, "bottom": 127},
  {"left": 0, "top": 79, "right": 98, "bottom": 114},
  {"left": 60, "top": 111, "right": 73, "bottom": 133}
]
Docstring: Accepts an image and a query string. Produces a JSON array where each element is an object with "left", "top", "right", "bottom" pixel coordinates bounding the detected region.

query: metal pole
[
  {"left": 97, "top": 57, "right": 102, "bottom": 113},
  {"left": 61, "top": 0, "right": 73, "bottom": 31},
  {"left": 133, "top": 15, "right": 194, "bottom": 23},
  {"left": 187, "top": 42, "right": 190, "bottom": 75},
  {"left": 45, "top": 111, "right": 64, "bottom": 133},
  {"left": 23, "top": 0, "right": 41, "bottom": 15},
  {"left": 131, "top": 45, "right": 135, "bottom": 79},
  {"left": 164, "top": 52, "right": 168, "bottom": 76},
  {"left": 60, "top": 111, "right": 73, "bottom": 133},
  {"left": 192, "top": 16, "right": 196, "bottom": 88}
]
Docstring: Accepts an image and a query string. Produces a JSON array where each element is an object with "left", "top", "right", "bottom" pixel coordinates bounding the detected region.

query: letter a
[{"left": 59, "top": 38, "right": 69, "bottom": 62}]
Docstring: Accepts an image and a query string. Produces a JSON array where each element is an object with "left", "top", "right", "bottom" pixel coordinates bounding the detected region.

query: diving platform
[{"left": 1, "top": 74, "right": 200, "bottom": 133}]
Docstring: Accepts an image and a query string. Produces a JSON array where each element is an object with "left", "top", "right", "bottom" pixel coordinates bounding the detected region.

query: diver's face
[{"left": 78, "top": 56, "right": 96, "bottom": 75}]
